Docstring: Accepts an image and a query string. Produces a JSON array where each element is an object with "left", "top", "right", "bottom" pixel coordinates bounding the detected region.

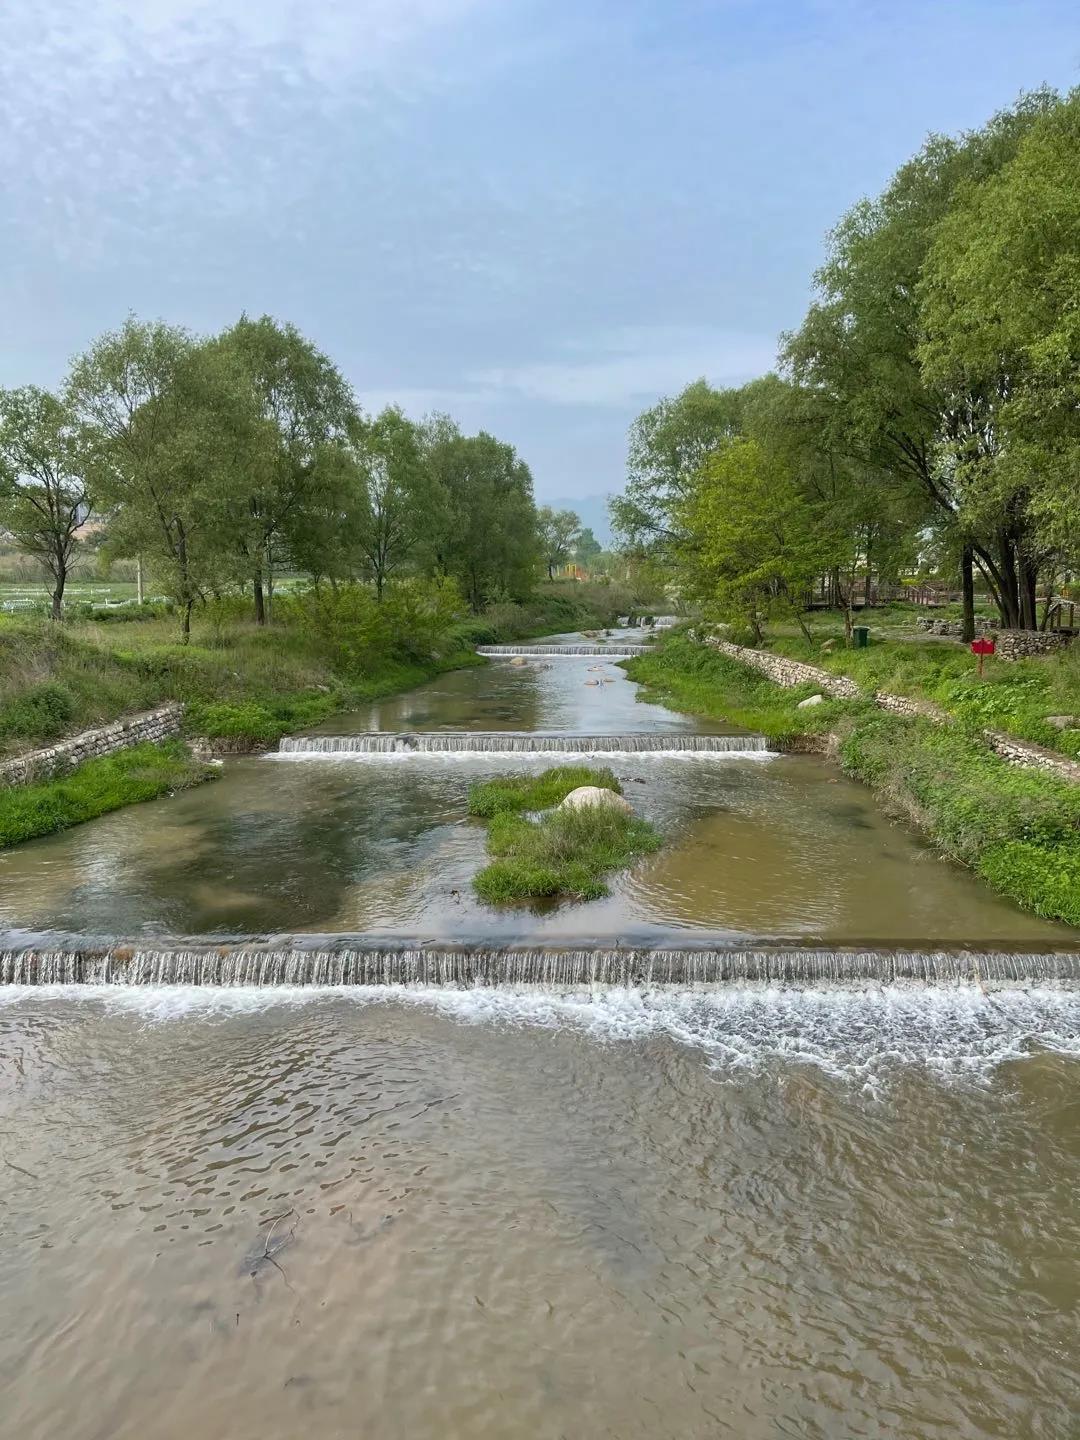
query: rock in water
[
  {"left": 510, "top": 656, "right": 528, "bottom": 667},
  {"left": 559, "top": 786, "right": 633, "bottom": 814},
  {"left": 797, "top": 693, "right": 825, "bottom": 708}
]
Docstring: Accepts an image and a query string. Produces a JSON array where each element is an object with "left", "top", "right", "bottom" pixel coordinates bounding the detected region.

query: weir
[
  {"left": 477, "top": 644, "right": 652, "bottom": 656},
  {"left": 2, "top": 943, "right": 1077, "bottom": 987},
  {"left": 275, "top": 732, "right": 772, "bottom": 755}
]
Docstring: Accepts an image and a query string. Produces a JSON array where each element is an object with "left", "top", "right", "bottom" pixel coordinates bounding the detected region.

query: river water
[{"left": 1, "top": 636, "right": 1078, "bottom": 1438}]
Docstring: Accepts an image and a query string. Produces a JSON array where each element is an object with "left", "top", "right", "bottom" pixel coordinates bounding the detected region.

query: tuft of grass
[
  {"left": 472, "top": 776, "right": 663, "bottom": 903},
  {"left": 0, "top": 741, "right": 214, "bottom": 849},
  {"left": 467, "top": 766, "right": 620, "bottom": 818}
]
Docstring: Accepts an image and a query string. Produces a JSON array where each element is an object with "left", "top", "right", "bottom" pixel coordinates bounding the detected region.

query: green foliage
[
  {"left": 468, "top": 766, "right": 619, "bottom": 818},
  {"left": 0, "top": 682, "right": 77, "bottom": 743},
  {"left": 473, "top": 801, "right": 663, "bottom": 903},
  {"left": 537, "top": 506, "right": 582, "bottom": 578},
  {"left": 0, "top": 741, "right": 213, "bottom": 849}
]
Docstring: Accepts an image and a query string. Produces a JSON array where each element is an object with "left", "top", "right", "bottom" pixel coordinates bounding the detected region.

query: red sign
[{"left": 971, "top": 638, "right": 995, "bottom": 655}]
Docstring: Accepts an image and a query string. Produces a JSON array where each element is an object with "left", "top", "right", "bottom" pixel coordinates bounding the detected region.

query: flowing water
[{"left": 1, "top": 633, "right": 1078, "bottom": 1438}]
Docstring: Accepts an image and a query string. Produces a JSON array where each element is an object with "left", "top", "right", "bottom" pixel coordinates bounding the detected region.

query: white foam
[{"left": 4, "top": 983, "right": 1078, "bottom": 1086}]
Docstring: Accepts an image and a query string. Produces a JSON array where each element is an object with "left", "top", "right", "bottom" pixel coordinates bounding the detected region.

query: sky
[{"left": 1, "top": 1, "right": 1078, "bottom": 535}]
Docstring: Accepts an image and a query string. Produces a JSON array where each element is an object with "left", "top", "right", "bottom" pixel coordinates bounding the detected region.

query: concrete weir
[
  {"left": 477, "top": 644, "right": 652, "bottom": 656},
  {"left": 2, "top": 943, "right": 1077, "bottom": 988},
  {"left": 275, "top": 732, "right": 772, "bottom": 756}
]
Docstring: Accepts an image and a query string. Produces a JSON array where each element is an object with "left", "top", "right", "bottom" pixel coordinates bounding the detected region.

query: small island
[{"left": 467, "top": 765, "right": 662, "bottom": 902}]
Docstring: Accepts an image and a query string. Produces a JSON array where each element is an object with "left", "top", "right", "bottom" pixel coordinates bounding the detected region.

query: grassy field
[{"left": 624, "top": 632, "right": 1080, "bottom": 927}]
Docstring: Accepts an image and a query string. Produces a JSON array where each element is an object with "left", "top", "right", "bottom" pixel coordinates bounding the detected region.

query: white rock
[
  {"left": 797, "top": 693, "right": 825, "bottom": 708},
  {"left": 559, "top": 786, "right": 633, "bottom": 814},
  {"left": 510, "top": 656, "right": 528, "bottom": 667}
]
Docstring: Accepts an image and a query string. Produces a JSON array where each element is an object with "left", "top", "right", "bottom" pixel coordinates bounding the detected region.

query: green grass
[
  {"left": 467, "top": 765, "right": 620, "bottom": 817},
  {"left": 0, "top": 741, "right": 214, "bottom": 849},
  {"left": 468, "top": 765, "right": 662, "bottom": 902},
  {"left": 621, "top": 632, "right": 862, "bottom": 744},
  {"left": 767, "top": 628, "right": 1080, "bottom": 760},
  {"left": 0, "top": 579, "right": 650, "bottom": 754}
]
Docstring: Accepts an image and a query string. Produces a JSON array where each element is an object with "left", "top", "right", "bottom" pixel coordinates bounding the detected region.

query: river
[{"left": 0, "top": 634, "right": 1078, "bottom": 1438}]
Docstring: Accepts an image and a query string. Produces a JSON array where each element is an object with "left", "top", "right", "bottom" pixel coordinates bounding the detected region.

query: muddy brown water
[{"left": 1, "top": 636, "right": 1078, "bottom": 1438}]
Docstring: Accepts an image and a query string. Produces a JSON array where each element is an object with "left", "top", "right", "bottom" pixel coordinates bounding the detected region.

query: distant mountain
[{"left": 546, "top": 493, "right": 614, "bottom": 546}]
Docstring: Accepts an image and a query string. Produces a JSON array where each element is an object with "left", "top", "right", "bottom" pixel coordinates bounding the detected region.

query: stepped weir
[
  {"left": 477, "top": 644, "right": 652, "bottom": 656},
  {"left": 276, "top": 732, "right": 771, "bottom": 756},
  {"left": 2, "top": 943, "right": 1077, "bottom": 988}
]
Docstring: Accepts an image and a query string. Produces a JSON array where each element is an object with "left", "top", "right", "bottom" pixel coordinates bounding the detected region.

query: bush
[
  {"left": 0, "top": 682, "right": 77, "bottom": 743},
  {"left": 474, "top": 803, "right": 663, "bottom": 902},
  {"left": 0, "top": 741, "right": 213, "bottom": 848}
]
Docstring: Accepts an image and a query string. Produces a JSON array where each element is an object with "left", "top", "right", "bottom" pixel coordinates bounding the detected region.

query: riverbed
[{"left": 1, "top": 636, "right": 1078, "bottom": 1439}]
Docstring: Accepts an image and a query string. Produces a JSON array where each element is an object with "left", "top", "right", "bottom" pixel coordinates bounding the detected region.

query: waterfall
[
  {"left": 275, "top": 732, "right": 772, "bottom": 755},
  {"left": 477, "top": 645, "right": 651, "bottom": 656},
  {"left": 2, "top": 944, "right": 1077, "bottom": 988}
]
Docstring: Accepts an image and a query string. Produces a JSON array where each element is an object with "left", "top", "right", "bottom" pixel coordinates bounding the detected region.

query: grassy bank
[
  {"left": 624, "top": 633, "right": 1080, "bottom": 927},
  {"left": 0, "top": 579, "right": 640, "bottom": 754},
  {"left": 468, "top": 766, "right": 663, "bottom": 902},
  {"left": 0, "top": 741, "right": 213, "bottom": 848},
  {"left": 622, "top": 633, "right": 862, "bottom": 745},
  {"left": 767, "top": 624, "right": 1080, "bottom": 760}
]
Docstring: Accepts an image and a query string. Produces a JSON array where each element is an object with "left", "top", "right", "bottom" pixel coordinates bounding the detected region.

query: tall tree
[
  {"left": 537, "top": 506, "right": 581, "bottom": 579},
  {"left": 918, "top": 88, "right": 1080, "bottom": 593},
  {"left": 0, "top": 387, "right": 90, "bottom": 620},
  {"left": 425, "top": 429, "right": 537, "bottom": 610},
  {"left": 782, "top": 90, "right": 1059, "bottom": 630},
  {"left": 216, "top": 315, "right": 357, "bottom": 622},
  {"left": 66, "top": 318, "right": 256, "bottom": 640},
  {"left": 612, "top": 379, "right": 745, "bottom": 549},
  {"left": 352, "top": 407, "right": 430, "bottom": 599}
]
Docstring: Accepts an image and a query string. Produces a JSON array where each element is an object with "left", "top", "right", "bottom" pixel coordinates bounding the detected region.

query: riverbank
[
  {"left": 623, "top": 633, "right": 1080, "bottom": 926},
  {"left": 0, "top": 580, "right": 640, "bottom": 757},
  {"left": 0, "top": 741, "right": 213, "bottom": 847}
]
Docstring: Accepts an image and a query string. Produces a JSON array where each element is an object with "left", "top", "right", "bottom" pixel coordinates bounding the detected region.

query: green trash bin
[{"left": 853, "top": 625, "right": 870, "bottom": 648}]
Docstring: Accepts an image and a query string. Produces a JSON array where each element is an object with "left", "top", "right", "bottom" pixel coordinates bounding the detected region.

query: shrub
[{"left": 0, "top": 682, "right": 77, "bottom": 743}]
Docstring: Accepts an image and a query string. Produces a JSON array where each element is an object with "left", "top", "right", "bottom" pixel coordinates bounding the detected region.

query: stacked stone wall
[{"left": 0, "top": 704, "right": 185, "bottom": 788}]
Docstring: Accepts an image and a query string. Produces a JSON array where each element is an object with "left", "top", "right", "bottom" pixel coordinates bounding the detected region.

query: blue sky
[{"left": 2, "top": 1, "right": 1078, "bottom": 531}]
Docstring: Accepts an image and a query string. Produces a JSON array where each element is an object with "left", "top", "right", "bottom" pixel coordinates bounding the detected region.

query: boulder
[
  {"left": 1047, "top": 715, "right": 1079, "bottom": 731},
  {"left": 510, "top": 656, "right": 528, "bottom": 667},
  {"left": 797, "top": 693, "right": 825, "bottom": 709},
  {"left": 559, "top": 786, "right": 633, "bottom": 815}
]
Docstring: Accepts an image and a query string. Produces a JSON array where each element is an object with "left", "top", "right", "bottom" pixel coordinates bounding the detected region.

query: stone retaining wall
[
  {"left": 0, "top": 704, "right": 185, "bottom": 788},
  {"left": 709, "top": 639, "right": 860, "bottom": 698},
  {"left": 704, "top": 633, "right": 1080, "bottom": 784},
  {"left": 996, "top": 630, "right": 1069, "bottom": 661}
]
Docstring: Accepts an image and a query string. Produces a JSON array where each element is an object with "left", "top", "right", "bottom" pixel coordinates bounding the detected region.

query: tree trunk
[
  {"left": 50, "top": 562, "right": 65, "bottom": 622},
  {"left": 253, "top": 575, "right": 266, "bottom": 625},
  {"left": 996, "top": 533, "right": 1021, "bottom": 629},
  {"left": 136, "top": 556, "right": 144, "bottom": 606},
  {"left": 182, "top": 599, "right": 193, "bottom": 642},
  {"left": 1019, "top": 553, "right": 1038, "bottom": 631},
  {"left": 960, "top": 544, "right": 975, "bottom": 644}
]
